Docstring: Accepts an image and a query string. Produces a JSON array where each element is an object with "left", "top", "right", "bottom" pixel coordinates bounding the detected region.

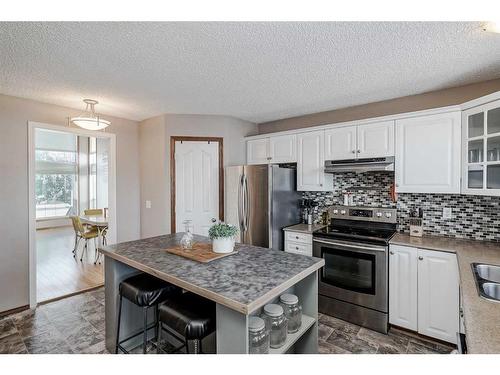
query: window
[{"left": 35, "top": 129, "right": 78, "bottom": 218}]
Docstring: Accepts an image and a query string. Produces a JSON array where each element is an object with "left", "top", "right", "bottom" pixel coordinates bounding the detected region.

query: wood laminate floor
[
  {"left": 0, "top": 288, "right": 455, "bottom": 354},
  {"left": 36, "top": 227, "right": 104, "bottom": 303}
]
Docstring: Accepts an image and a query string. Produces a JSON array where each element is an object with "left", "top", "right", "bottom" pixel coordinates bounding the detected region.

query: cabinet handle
[
  {"left": 295, "top": 236, "right": 299, "bottom": 239},
  {"left": 389, "top": 251, "right": 394, "bottom": 255},
  {"left": 296, "top": 247, "right": 299, "bottom": 250},
  {"left": 418, "top": 256, "right": 424, "bottom": 260},
  {"left": 357, "top": 150, "right": 361, "bottom": 153},
  {"left": 320, "top": 183, "right": 323, "bottom": 187},
  {"left": 351, "top": 150, "right": 356, "bottom": 154}
]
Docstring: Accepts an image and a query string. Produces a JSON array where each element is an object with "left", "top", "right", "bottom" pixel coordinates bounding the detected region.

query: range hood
[{"left": 324, "top": 156, "right": 395, "bottom": 173}]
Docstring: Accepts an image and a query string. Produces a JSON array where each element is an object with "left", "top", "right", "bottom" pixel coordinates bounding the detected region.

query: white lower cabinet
[
  {"left": 417, "top": 249, "right": 460, "bottom": 343},
  {"left": 389, "top": 245, "right": 418, "bottom": 331},
  {"left": 389, "top": 244, "right": 459, "bottom": 344},
  {"left": 284, "top": 230, "right": 312, "bottom": 256}
]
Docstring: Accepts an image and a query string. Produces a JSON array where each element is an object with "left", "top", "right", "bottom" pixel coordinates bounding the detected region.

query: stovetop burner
[
  {"left": 313, "top": 206, "right": 397, "bottom": 245},
  {"left": 314, "top": 223, "right": 396, "bottom": 244}
]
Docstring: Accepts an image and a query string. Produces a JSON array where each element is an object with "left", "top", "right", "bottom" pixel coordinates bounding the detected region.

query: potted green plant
[{"left": 208, "top": 222, "right": 238, "bottom": 253}]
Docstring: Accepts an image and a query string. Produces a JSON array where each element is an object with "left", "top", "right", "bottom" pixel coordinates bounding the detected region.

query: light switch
[
  {"left": 443, "top": 207, "right": 452, "bottom": 219},
  {"left": 145, "top": 200, "right": 152, "bottom": 209}
]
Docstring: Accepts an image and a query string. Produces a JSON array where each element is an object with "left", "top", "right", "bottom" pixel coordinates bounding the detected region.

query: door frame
[
  {"left": 170, "top": 136, "right": 224, "bottom": 233},
  {"left": 28, "top": 121, "right": 117, "bottom": 308}
]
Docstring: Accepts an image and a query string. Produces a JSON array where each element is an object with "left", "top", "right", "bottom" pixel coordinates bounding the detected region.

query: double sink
[{"left": 472, "top": 263, "right": 500, "bottom": 302}]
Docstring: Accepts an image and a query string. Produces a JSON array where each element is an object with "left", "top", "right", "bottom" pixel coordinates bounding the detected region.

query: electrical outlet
[
  {"left": 443, "top": 207, "right": 452, "bottom": 220},
  {"left": 145, "top": 200, "right": 152, "bottom": 209}
]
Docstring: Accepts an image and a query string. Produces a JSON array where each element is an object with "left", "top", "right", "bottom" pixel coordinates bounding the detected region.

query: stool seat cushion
[
  {"left": 119, "top": 273, "right": 181, "bottom": 307},
  {"left": 159, "top": 292, "right": 216, "bottom": 340}
]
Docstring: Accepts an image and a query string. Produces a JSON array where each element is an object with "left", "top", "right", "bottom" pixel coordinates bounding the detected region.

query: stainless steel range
[{"left": 313, "top": 206, "right": 397, "bottom": 334}]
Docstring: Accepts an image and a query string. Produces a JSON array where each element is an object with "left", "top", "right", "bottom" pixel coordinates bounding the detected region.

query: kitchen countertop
[
  {"left": 283, "top": 223, "right": 326, "bottom": 234},
  {"left": 100, "top": 233, "right": 324, "bottom": 314},
  {"left": 390, "top": 233, "right": 500, "bottom": 354}
]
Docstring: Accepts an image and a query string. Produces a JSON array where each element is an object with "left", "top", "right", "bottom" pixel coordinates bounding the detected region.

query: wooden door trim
[{"left": 170, "top": 136, "right": 224, "bottom": 234}]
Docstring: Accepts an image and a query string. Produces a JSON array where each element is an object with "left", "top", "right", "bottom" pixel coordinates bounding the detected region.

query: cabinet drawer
[
  {"left": 285, "top": 231, "right": 312, "bottom": 244},
  {"left": 285, "top": 241, "right": 312, "bottom": 257}
]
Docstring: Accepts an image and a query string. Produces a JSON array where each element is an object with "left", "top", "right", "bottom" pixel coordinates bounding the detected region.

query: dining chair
[
  {"left": 83, "top": 208, "right": 108, "bottom": 246},
  {"left": 84, "top": 209, "right": 103, "bottom": 216},
  {"left": 70, "top": 216, "right": 99, "bottom": 262}
]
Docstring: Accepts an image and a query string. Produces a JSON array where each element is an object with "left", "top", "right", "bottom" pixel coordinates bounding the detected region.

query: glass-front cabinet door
[{"left": 463, "top": 99, "right": 500, "bottom": 195}]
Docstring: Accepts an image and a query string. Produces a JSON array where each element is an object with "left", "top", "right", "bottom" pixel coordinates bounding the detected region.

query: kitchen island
[{"left": 99, "top": 233, "right": 325, "bottom": 354}]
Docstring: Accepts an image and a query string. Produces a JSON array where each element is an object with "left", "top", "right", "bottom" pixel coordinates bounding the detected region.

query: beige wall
[
  {"left": 0, "top": 94, "right": 141, "bottom": 313},
  {"left": 139, "top": 114, "right": 257, "bottom": 238},
  {"left": 258, "top": 78, "right": 500, "bottom": 134}
]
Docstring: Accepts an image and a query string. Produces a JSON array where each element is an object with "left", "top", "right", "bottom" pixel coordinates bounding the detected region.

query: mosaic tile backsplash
[{"left": 303, "top": 172, "right": 500, "bottom": 242}]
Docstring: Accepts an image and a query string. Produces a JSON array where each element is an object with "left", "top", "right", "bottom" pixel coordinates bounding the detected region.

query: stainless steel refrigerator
[{"left": 225, "top": 164, "right": 301, "bottom": 250}]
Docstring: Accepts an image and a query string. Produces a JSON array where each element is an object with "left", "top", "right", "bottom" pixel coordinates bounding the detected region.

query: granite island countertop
[
  {"left": 391, "top": 233, "right": 500, "bottom": 354},
  {"left": 100, "top": 233, "right": 324, "bottom": 315}
]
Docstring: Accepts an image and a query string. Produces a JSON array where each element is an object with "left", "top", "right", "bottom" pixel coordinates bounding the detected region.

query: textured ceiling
[{"left": 1, "top": 22, "right": 500, "bottom": 123}]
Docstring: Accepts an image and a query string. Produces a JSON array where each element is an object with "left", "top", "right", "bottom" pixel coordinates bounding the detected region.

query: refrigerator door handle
[
  {"left": 243, "top": 174, "right": 250, "bottom": 233},
  {"left": 238, "top": 175, "right": 245, "bottom": 233}
]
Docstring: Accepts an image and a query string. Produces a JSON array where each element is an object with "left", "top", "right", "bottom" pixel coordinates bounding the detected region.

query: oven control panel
[{"left": 330, "top": 205, "right": 397, "bottom": 223}]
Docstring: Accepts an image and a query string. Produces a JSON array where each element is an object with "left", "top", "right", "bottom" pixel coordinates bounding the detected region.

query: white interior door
[{"left": 175, "top": 141, "right": 219, "bottom": 236}]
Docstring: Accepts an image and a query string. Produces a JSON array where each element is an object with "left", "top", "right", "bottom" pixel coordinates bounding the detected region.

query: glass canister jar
[
  {"left": 248, "top": 316, "right": 269, "bottom": 354},
  {"left": 261, "top": 304, "right": 287, "bottom": 349},
  {"left": 180, "top": 220, "right": 194, "bottom": 250},
  {"left": 279, "top": 294, "right": 302, "bottom": 333}
]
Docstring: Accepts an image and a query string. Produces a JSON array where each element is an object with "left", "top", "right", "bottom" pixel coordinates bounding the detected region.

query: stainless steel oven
[
  {"left": 313, "top": 238, "right": 388, "bottom": 312},
  {"left": 312, "top": 206, "right": 395, "bottom": 333}
]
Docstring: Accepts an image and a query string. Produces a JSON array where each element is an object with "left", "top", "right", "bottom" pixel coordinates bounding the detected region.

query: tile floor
[
  {"left": 0, "top": 288, "right": 454, "bottom": 354},
  {"left": 317, "top": 313, "right": 455, "bottom": 354}
]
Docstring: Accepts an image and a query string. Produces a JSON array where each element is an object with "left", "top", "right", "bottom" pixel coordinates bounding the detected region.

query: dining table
[{"left": 80, "top": 213, "right": 108, "bottom": 264}]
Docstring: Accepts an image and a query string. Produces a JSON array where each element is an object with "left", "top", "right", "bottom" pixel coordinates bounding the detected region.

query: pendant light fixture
[{"left": 71, "top": 99, "right": 111, "bottom": 131}]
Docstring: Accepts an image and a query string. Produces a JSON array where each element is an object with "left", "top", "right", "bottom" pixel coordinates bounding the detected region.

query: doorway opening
[
  {"left": 28, "top": 122, "right": 116, "bottom": 306},
  {"left": 170, "top": 136, "right": 224, "bottom": 235}
]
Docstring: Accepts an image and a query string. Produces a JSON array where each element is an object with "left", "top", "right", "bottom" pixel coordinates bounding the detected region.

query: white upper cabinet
[
  {"left": 247, "top": 135, "right": 296, "bottom": 164},
  {"left": 324, "top": 121, "right": 394, "bottom": 160},
  {"left": 269, "top": 134, "right": 297, "bottom": 163},
  {"left": 417, "top": 249, "right": 459, "bottom": 343},
  {"left": 357, "top": 121, "right": 395, "bottom": 158},
  {"left": 297, "top": 131, "right": 333, "bottom": 191},
  {"left": 247, "top": 138, "right": 269, "bottom": 165},
  {"left": 462, "top": 99, "right": 500, "bottom": 196},
  {"left": 324, "top": 126, "right": 357, "bottom": 160},
  {"left": 395, "top": 112, "right": 461, "bottom": 193},
  {"left": 389, "top": 245, "right": 418, "bottom": 331}
]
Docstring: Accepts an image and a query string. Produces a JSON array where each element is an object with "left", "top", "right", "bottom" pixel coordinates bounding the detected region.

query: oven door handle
[{"left": 313, "top": 238, "right": 387, "bottom": 252}]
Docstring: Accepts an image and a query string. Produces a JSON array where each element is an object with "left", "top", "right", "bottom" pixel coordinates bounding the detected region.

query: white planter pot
[{"left": 212, "top": 237, "right": 234, "bottom": 254}]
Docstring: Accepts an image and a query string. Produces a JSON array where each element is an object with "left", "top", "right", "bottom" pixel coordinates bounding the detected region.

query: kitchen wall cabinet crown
[
  {"left": 395, "top": 111, "right": 461, "bottom": 193},
  {"left": 324, "top": 120, "right": 394, "bottom": 160},
  {"left": 297, "top": 130, "right": 333, "bottom": 191},
  {"left": 389, "top": 244, "right": 459, "bottom": 344},
  {"left": 247, "top": 134, "right": 297, "bottom": 164},
  {"left": 462, "top": 99, "right": 500, "bottom": 196}
]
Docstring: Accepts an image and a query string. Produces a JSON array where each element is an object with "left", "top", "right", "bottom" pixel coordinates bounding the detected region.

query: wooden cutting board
[{"left": 165, "top": 242, "right": 238, "bottom": 263}]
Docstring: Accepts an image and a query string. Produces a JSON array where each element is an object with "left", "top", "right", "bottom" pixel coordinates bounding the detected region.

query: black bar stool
[
  {"left": 116, "top": 273, "right": 181, "bottom": 354},
  {"left": 157, "top": 292, "right": 216, "bottom": 354}
]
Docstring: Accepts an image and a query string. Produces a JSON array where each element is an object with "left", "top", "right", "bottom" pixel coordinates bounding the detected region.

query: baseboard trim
[
  {"left": 389, "top": 324, "right": 457, "bottom": 349},
  {"left": 0, "top": 304, "right": 29, "bottom": 318}
]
